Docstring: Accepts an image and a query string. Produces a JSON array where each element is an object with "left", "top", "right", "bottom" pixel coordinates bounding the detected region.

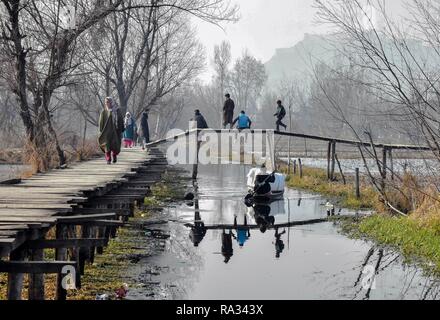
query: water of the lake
[{"left": 129, "top": 164, "right": 440, "bottom": 300}]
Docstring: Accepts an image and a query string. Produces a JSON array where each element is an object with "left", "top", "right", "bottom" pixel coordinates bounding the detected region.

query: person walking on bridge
[
  {"left": 274, "top": 100, "right": 287, "bottom": 131},
  {"left": 223, "top": 93, "right": 235, "bottom": 129},
  {"left": 232, "top": 111, "right": 252, "bottom": 130},
  {"left": 192, "top": 109, "right": 209, "bottom": 129},
  {"left": 123, "top": 112, "right": 136, "bottom": 148},
  {"left": 138, "top": 111, "right": 150, "bottom": 150},
  {"left": 98, "top": 97, "right": 124, "bottom": 165}
]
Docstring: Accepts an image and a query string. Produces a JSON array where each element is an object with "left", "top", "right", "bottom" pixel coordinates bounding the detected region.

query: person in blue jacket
[{"left": 232, "top": 111, "right": 252, "bottom": 130}]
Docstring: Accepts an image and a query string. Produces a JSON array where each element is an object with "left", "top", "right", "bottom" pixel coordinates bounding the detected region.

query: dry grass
[
  {"left": 282, "top": 165, "right": 379, "bottom": 210},
  {"left": 0, "top": 149, "right": 23, "bottom": 164},
  {"left": 65, "top": 139, "right": 101, "bottom": 163}
]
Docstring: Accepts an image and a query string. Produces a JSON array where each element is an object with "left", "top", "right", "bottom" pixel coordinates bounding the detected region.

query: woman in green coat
[{"left": 98, "top": 97, "right": 124, "bottom": 164}]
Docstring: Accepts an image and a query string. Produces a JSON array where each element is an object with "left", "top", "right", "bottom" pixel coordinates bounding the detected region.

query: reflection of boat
[
  {"left": 246, "top": 200, "right": 285, "bottom": 219},
  {"left": 246, "top": 167, "right": 285, "bottom": 202}
]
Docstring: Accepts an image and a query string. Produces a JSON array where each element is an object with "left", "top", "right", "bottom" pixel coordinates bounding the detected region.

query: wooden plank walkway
[{"left": 0, "top": 147, "right": 164, "bottom": 259}]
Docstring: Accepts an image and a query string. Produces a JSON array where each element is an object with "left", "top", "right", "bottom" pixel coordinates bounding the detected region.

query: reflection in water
[
  {"left": 274, "top": 228, "right": 286, "bottom": 259},
  {"left": 134, "top": 164, "right": 440, "bottom": 300}
]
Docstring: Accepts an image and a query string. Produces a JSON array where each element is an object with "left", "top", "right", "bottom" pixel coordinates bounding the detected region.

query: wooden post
[
  {"left": 304, "top": 138, "right": 308, "bottom": 157},
  {"left": 293, "top": 160, "right": 297, "bottom": 175},
  {"left": 327, "top": 141, "right": 332, "bottom": 180},
  {"left": 382, "top": 147, "right": 387, "bottom": 180},
  {"left": 335, "top": 154, "right": 346, "bottom": 185},
  {"left": 74, "top": 247, "right": 82, "bottom": 289},
  {"left": 355, "top": 168, "right": 361, "bottom": 199},
  {"left": 96, "top": 227, "right": 106, "bottom": 254},
  {"left": 78, "top": 226, "right": 89, "bottom": 275},
  {"left": 56, "top": 224, "right": 68, "bottom": 301},
  {"left": 7, "top": 247, "right": 27, "bottom": 300},
  {"left": 28, "top": 248, "right": 45, "bottom": 300},
  {"left": 330, "top": 141, "right": 336, "bottom": 181},
  {"left": 88, "top": 227, "right": 96, "bottom": 264},
  {"left": 192, "top": 131, "right": 200, "bottom": 180},
  {"left": 67, "top": 224, "right": 81, "bottom": 289},
  {"left": 298, "top": 158, "right": 303, "bottom": 179}
]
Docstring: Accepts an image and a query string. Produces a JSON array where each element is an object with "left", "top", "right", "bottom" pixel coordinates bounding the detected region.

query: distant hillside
[
  {"left": 265, "top": 32, "right": 440, "bottom": 88},
  {"left": 265, "top": 33, "right": 336, "bottom": 87}
]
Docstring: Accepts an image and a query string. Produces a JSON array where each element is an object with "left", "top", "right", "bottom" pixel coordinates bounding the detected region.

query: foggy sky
[{"left": 194, "top": 0, "right": 407, "bottom": 81}]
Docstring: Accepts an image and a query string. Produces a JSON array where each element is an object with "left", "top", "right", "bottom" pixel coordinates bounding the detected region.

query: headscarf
[
  {"left": 105, "top": 97, "right": 119, "bottom": 129},
  {"left": 124, "top": 112, "right": 133, "bottom": 127}
]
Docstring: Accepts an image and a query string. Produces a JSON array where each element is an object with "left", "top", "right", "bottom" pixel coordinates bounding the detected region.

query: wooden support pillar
[
  {"left": 382, "top": 147, "right": 388, "bottom": 181},
  {"left": 28, "top": 248, "right": 45, "bottom": 300},
  {"left": 74, "top": 247, "right": 81, "bottom": 289},
  {"left": 331, "top": 141, "right": 337, "bottom": 181},
  {"left": 335, "top": 154, "right": 346, "bottom": 185},
  {"left": 293, "top": 160, "right": 297, "bottom": 175},
  {"left": 298, "top": 158, "right": 303, "bottom": 179},
  {"left": 56, "top": 224, "right": 68, "bottom": 301},
  {"left": 78, "top": 226, "right": 89, "bottom": 275},
  {"left": 192, "top": 131, "right": 200, "bottom": 180},
  {"left": 96, "top": 227, "right": 106, "bottom": 255},
  {"left": 7, "top": 247, "right": 27, "bottom": 300},
  {"left": 355, "top": 168, "right": 361, "bottom": 199},
  {"left": 327, "top": 141, "right": 332, "bottom": 180},
  {"left": 88, "top": 227, "right": 96, "bottom": 265}
]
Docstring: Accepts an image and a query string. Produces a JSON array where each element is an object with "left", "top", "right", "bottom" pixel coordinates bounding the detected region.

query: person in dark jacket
[
  {"left": 274, "top": 100, "right": 287, "bottom": 131},
  {"left": 274, "top": 228, "right": 286, "bottom": 259},
  {"left": 193, "top": 109, "right": 209, "bottom": 129},
  {"left": 232, "top": 111, "right": 252, "bottom": 130},
  {"left": 223, "top": 93, "right": 235, "bottom": 129},
  {"left": 221, "top": 229, "right": 234, "bottom": 264},
  {"left": 138, "top": 111, "right": 150, "bottom": 150}
]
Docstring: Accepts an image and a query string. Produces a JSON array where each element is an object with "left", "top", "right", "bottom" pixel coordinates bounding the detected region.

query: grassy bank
[
  {"left": 283, "top": 164, "right": 440, "bottom": 275},
  {"left": 339, "top": 214, "right": 440, "bottom": 275},
  {"left": 283, "top": 166, "right": 379, "bottom": 210}
]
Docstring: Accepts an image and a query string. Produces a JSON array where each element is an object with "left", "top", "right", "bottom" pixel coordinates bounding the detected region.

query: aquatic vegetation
[{"left": 338, "top": 214, "right": 440, "bottom": 275}]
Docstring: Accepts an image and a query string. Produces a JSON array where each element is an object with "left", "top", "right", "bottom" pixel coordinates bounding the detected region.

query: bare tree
[
  {"left": 228, "top": 51, "right": 267, "bottom": 116},
  {"left": 0, "top": 0, "right": 238, "bottom": 171},
  {"left": 313, "top": 0, "right": 440, "bottom": 214},
  {"left": 213, "top": 40, "right": 231, "bottom": 125}
]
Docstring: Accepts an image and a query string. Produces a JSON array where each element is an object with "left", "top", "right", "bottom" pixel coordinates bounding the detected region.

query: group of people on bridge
[
  {"left": 98, "top": 97, "right": 150, "bottom": 165},
  {"left": 193, "top": 93, "right": 288, "bottom": 132},
  {"left": 98, "top": 94, "right": 288, "bottom": 164}
]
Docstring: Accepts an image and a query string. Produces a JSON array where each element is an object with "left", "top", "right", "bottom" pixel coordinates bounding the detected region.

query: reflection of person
[
  {"left": 253, "top": 204, "right": 275, "bottom": 233},
  {"left": 221, "top": 229, "right": 234, "bottom": 263},
  {"left": 189, "top": 221, "right": 206, "bottom": 247},
  {"left": 98, "top": 97, "right": 124, "bottom": 165},
  {"left": 233, "top": 215, "right": 251, "bottom": 247},
  {"left": 189, "top": 186, "right": 206, "bottom": 247},
  {"left": 274, "top": 228, "right": 286, "bottom": 259}
]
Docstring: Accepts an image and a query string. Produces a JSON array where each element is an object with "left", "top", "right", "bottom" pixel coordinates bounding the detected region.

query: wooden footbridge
[{"left": 0, "top": 147, "right": 169, "bottom": 300}]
